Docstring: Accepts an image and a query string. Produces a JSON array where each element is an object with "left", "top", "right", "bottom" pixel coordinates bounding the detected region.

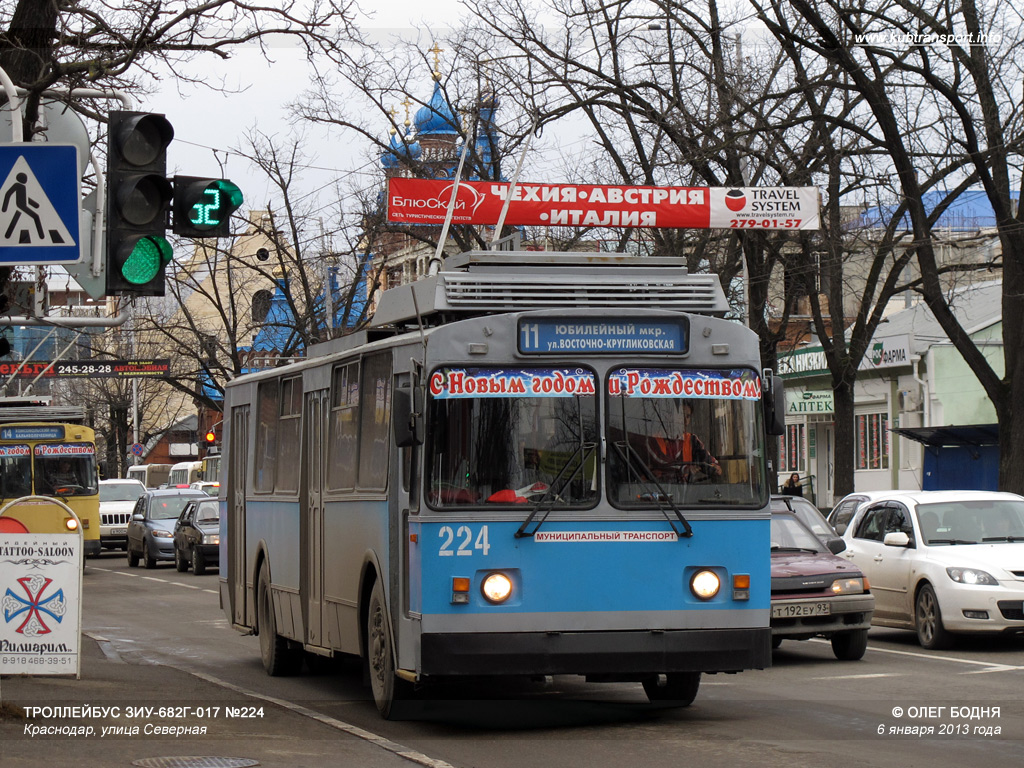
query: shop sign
[{"left": 787, "top": 389, "right": 835, "bottom": 414}]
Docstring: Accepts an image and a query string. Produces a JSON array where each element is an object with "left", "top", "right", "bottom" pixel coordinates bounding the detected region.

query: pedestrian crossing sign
[{"left": 0, "top": 144, "right": 81, "bottom": 265}]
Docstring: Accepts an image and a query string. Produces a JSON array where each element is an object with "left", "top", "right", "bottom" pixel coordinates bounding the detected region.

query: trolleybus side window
[
  {"left": 425, "top": 367, "right": 599, "bottom": 508},
  {"left": 276, "top": 376, "right": 303, "bottom": 493},
  {"left": 254, "top": 380, "right": 280, "bottom": 493},
  {"left": 328, "top": 361, "right": 359, "bottom": 491},
  {"left": 606, "top": 367, "right": 766, "bottom": 508},
  {"left": 358, "top": 353, "right": 392, "bottom": 490}
]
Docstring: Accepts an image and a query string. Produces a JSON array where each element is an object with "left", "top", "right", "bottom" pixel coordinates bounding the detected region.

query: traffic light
[
  {"left": 204, "top": 428, "right": 217, "bottom": 445},
  {"left": 105, "top": 111, "right": 174, "bottom": 296},
  {"left": 172, "top": 177, "right": 244, "bottom": 237}
]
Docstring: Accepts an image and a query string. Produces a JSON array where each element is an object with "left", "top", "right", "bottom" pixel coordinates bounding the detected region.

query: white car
[
  {"left": 99, "top": 478, "right": 147, "bottom": 551},
  {"left": 840, "top": 490, "right": 1024, "bottom": 648},
  {"left": 828, "top": 490, "right": 913, "bottom": 535}
]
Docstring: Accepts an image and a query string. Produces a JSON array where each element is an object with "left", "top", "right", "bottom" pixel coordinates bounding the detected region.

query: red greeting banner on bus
[{"left": 387, "top": 178, "right": 820, "bottom": 230}]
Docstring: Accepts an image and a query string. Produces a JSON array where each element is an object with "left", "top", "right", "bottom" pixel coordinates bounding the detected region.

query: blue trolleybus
[{"left": 221, "top": 251, "right": 784, "bottom": 718}]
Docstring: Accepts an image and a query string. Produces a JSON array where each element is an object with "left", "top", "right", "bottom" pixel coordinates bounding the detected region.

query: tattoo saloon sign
[
  {"left": 387, "top": 179, "right": 821, "bottom": 230},
  {"left": 0, "top": 532, "right": 82, "bottom": 677}
]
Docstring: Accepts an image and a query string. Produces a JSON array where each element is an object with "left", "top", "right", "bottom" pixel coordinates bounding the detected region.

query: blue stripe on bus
[{"left": 410, "top": 518, "right": 769, "bottom": 616}]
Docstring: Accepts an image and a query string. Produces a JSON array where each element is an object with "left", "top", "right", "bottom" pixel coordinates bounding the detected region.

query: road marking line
[
  {"left": 810, "top": 673, "right": 897, "bottom": 680},
  {"left": 808, "top": 637, "right": 1024, "bottom": 671},
  {"left": 170, "top": 582, "right": 202, "bottom": 590},
  {"left": 186, "top": 669, "right": 454, "bottom": 768},
  {"left": 140, "top": 576, "right": 168, "bottom": 583}
]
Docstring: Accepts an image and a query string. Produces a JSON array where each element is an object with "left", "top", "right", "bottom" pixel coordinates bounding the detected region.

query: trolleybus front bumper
[{"left": 420, "top": 627, "right": 770, "bottom": 677}]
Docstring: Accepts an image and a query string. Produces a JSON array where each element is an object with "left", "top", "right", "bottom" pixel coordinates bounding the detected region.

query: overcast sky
[{"left": 159, "top": 2, "right": 471, "bottom": 218}]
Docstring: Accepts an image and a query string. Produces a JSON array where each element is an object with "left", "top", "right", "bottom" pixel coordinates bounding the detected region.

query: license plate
[
  {"left": 772, "top": 602, "right": 831, "bottom": 618},
  {"left": 109, "top": 528, "right": 126, "bottom": 535}
]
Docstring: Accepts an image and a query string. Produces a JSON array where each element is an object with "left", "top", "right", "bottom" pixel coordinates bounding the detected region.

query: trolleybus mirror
[
  {"left": 393, "top": 388, "right": 423, "bottom": 447},
  {"left": 764, "top": 373, "right": 786, "bottom": 436}
]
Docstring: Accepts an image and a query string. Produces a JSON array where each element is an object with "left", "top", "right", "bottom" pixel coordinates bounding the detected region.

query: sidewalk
[{"left": 1, "top": 634, "right": 424, "bottom": 768}]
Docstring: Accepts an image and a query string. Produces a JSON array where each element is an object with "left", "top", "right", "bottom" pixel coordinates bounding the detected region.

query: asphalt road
[{"left": 6, "top": 552, "right": 1024, "bottom": 768}]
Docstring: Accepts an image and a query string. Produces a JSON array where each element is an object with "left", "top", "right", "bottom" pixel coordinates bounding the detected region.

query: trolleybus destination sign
[
  {"left": 519, "top": 318, "right": 688, "bottom": 354},
  {"left": 387, "top": 179, "right": 820, "bottom": 230}
]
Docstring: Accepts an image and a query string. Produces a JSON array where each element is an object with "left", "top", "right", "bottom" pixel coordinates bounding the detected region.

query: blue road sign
[{"left": 0, "top": 144, "right": 82, "bottom": 265}]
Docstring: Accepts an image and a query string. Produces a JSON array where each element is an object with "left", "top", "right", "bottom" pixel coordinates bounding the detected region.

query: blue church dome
[
  {"left": 414, "top": 81, "right": 458, "bottom": 136},
  {"left": 381, "top": 131, "right": 420, "bottom": 169}
]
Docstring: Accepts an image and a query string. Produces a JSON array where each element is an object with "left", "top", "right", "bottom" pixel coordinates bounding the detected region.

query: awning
[{"left": 891, "top": 424, "right": 998, "bottom": 447}]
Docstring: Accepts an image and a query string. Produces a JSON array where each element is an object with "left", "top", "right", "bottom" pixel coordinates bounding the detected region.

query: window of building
[
  {"left": 856, "top": 411, "right": 889, "bottom": 470},
  {"left": 252, "top": 290, "right": 272, "bottom": 324},
  {"left": 778, "top": 422, "right": 806, "bottom": 474}
]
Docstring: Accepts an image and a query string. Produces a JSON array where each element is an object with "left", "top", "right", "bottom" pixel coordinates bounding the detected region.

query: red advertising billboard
[{"left": 387, "top": 178, "right": 820, "bottom": 230}]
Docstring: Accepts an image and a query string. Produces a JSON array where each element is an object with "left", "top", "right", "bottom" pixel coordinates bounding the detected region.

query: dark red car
[{"left": 770, "top": 504, "right": 875, "bottom": 660}]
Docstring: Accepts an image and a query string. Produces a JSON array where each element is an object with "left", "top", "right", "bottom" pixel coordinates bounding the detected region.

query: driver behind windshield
[{"left": 647, "top": 400, "right": 722, "bottom": 482}]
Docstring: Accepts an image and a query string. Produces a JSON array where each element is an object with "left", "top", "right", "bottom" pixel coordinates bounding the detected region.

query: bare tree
[{"left": 753, "top": 0, "right": 1024, "bottom": 492}]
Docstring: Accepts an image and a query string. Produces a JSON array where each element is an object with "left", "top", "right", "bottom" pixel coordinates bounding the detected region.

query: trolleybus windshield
[
  {"left": 606, "top": 367, "right": 767, "bottom": 508},
  {"left": 34, "top": 444, "right": 100, "bottom": 496},
  {"left": 426, "top": 367, "right": 599, "bottom": 508}
]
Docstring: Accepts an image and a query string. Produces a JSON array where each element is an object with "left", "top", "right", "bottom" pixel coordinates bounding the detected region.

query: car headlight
[
  {"left": 203, "top": 534, "right": 220, "bottom": 545},
  {"left": 690, "top": 569, "right": 721, "bottom": 600},
  {"left": 151, "top": 530, "right": 172, "bottom": 539},
  {"left": 831, "top": 577, "right": 866, "bottom": 595},
  {"left": 481, "top": 572, "right": 513, "bottom": 603},
  {"left": 946, "top": 567, "right": 999, "bottom": 586}
]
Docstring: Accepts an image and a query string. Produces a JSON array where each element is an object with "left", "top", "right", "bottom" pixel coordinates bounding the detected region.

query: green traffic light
[
  {"left": 122, "top": 235, "right": 172, "bottom": 284},
  {"left": 189, "top": 180, "right": 243, "bottom": 228}
]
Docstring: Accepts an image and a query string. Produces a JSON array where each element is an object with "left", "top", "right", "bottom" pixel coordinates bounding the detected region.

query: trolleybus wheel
[
  {"left": 642, "top": 672, "right": 701, "bottom": 706},
  {"left": 257, "top": 565, "right": 302, "bottom": 676},
  {"left": 366, "top": 579, "right": 409, "bottom": 718}
]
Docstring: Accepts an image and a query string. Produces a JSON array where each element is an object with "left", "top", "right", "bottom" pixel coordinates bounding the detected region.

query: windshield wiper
[
  {"left": 981, "top": 536, "right": 1024, "bottom": 542},
  {"left": 925, "top": 538, "right": 978, "bottom": 545},
  {"left": 771, "top": 546, "right": 819, "bottom": 553},
  {"left": 608, "top": 440, "right": 692, "bottom": 538},
  {"left": 515, "top": 442, "right": 596, "bottom": 538}
]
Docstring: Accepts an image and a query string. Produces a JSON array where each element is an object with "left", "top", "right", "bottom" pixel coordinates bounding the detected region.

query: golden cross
[
  {"left": 400, "top": 97, "right": 413, "bottom": 126},
  {"left": 429, "top": 43, "right": 444, "bottom": 79}
]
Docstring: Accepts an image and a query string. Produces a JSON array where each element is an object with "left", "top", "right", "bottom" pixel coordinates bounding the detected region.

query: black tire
[
  {"left": 174, "top": 546, "right": 188, "bottom": 573},
  {"left": 642, "top": 672, "right": 701, "bottom": 706},
  {"left": 191, "top": 547, "right": 206, "bottom": 576},
  {"left": 771, "top": 636, "right": 783, "bottom": 649},
  {"left": 915, "top": 583, "right": 953, "bottom": 650},
  {"left": 257, "top": 565, "right": 302, "bottom": 676},
  {"left": 831, "top": 629, "right": 869, "bottom": 660},
  {"left": 366, "top": 579, "right": 411, "bottom": 718},
  {"left": 127, "top": 544, "right": 139, "bottom": 568},
  {"left": 143, "top": 540, "right": 156, "bottom": 569}
]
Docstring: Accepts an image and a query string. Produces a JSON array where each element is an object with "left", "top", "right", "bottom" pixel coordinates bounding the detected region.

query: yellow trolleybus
[{"left": 0, "top": 418, "right": 101, "bottom": 556}]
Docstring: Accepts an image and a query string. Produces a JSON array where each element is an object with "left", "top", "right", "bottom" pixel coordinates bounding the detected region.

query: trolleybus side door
[
  {"left": 304, "top": 389, "right": 329, "bottom": 647},
  {"left": 229, "top": 405, "right": 250, "bottom": 627}
]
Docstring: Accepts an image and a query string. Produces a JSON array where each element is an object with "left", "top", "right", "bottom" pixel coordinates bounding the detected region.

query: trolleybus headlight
[
  {"left": 690, "top": 569, "right": 721, "bottom": 600},
  {"left": 64, "top": 517, "right": 79, "bottom": 531},
  {"left": 481, "top": 572, "right": 514, "bottom": 604}
]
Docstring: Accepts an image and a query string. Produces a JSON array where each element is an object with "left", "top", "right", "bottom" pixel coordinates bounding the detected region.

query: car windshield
[
  {"left": 788, "top": 498, "right": 835, "bottom": 539},
  {"left": 425, "top": 367, "right": 599, "bottom": 508},
  {"left": 917, "top": 499, "right": 1024, "bottom": 544},
  {"left": 195, "top": 501, "right": 220, "bottom": 524},
  {"left": 101, "top": 483, "right": 145, "bottom": 502},
  {"left": 771, "top": 514, "right": 824, "bottom": 552},
  {"left": 606, "top": 368, "right": 767, "bottom": 508},
  {"left": 150, "top": 495, "right": 199, "bottom": 520}
]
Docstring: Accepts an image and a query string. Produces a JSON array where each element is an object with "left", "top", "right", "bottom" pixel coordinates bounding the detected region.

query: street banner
[
  {"left": 0, "top": 359, "right": 171, "bottom": 379},
  {"left": 0, "top": 532, "right": 82, "bottom": 677},
  {"left": 387, "top": 179, "right": 820, "bottom": 230}
]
